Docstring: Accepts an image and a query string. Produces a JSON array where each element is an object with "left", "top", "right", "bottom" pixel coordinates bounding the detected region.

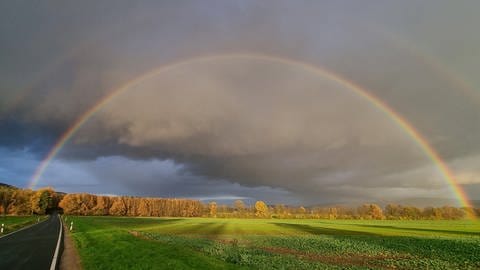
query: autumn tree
[
  {"left": 59, "top": 193, "right": 92, "bottom": 215},
  {"left": 109, "top": 197, "right": 128, "bottom": 216},
  {"left": 274, "top": 204, "right": 286, "bottom": 218},
  {"left": 10, "top": 189, "right": 33, "bottom": 215},
  {"left": 370, "top": 204, "right": 384, "bottom": 219},
  {"left": 401, "top": 206, "right": 421, "bottom": 219},
  {"left": 209, "top": 201, "right": 217, "bottom": 217},
  {"left": 440, "top": 206, "right": 465, "bottom": 220},
  {"left": 0, "top": 186, "right": 15, "bottom": 215},
  {"left": 30, "top": 188, "right": 57, "bottom": 215},
  {"left": 234, "top": 200, "right": 245, "bottom": 214},
  {"left": 92, "top": 196, "right": 111, "bottom": 215},
  {"left": 385, "top": 204, "right": 401, "bottom": 219},
  {"left": 336, "top": 206, "right": 355, "bottom": 219},
  {"left": 422, "top": 207, "right": 442, "bottom": 220},
  {"left": 183, "top": 200, "right": 201, "bottom": 217},
  {"left": 123, "top": 197, "right": 138, "bottom": 216},
  {"left": 59, "top": 194, "right": 81, "bottom": 215},
  {"left": 254, "top": 201, "right": 269, "bottom": 218},
  {"left": 59, "top": 193, "right": 96, "bottom": 215},
  {"left": 357, "top": 204, "right": 384, "bottom": 220},
  {"left": 83, "top": 194, "right": 97, "bottom": 215},
  {"left": 298, "top": 206, "right": 306, "bottom": 214},
  {"left": 137, "top": 198, "right": 150, "bottom": 216},
  {"left": 328, "top": 207, "right": 338, "bottom": 220}
]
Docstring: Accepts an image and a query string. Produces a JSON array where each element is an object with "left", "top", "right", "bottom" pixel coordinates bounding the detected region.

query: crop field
[
  {"left": 0, "top": 216, "right": 44, "bottom": 235},
  {"left": 68, "top": 217, "right": 480, "bottom": 270}
]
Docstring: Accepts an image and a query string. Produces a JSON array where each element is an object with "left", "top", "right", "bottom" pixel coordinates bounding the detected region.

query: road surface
[{"left": 0, "top": 214, "right": 62, "bottom": 270}]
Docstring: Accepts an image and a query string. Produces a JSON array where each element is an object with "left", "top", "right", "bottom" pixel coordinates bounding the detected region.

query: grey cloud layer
[{"left": 1, "top": 0, "right": 479, "bottom": 204}]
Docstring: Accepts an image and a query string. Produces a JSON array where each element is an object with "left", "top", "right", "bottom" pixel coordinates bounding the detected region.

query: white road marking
[{"left": 49, "top": 214, "right": 63, "bottom": 270}]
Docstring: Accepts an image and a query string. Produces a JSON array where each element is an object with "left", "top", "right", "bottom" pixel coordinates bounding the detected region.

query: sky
[{"left": 1, "top": 0, "right": 480, "bottom": 206}]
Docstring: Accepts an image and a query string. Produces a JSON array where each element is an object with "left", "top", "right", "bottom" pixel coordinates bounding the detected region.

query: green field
[
  {"left": 68, "top": 217, "right": 480, "bottom": 269},
  {"left": 0, "top": 215, "right": 44, "bottom": 235}
]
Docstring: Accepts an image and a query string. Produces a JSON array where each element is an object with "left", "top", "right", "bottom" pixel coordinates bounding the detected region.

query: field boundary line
[
  {"left": 0, "top": 216, "right": 48, "bottom": 239},
  {"left": 50, "top": 214, "right": 63, "bottom": 270}
]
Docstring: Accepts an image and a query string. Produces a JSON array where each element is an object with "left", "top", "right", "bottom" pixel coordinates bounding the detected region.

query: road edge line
[
  {"left": 0, "top": 216, "right": 48, "bottom": 239},
  {"left": 50, "top": 214, "right": 63, "bottom": 270}
]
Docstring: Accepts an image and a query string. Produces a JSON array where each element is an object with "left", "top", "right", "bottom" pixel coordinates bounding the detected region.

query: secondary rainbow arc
[
  {"left": 375, "top": 27, "right": 480, "bottom": 103},
  {"left": 28, "top": 53, "right": 476, "bottom": 219}
]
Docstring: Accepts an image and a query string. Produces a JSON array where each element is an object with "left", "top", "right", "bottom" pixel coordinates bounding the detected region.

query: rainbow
[{"left": 28, "top": 53, "right": 476, "bottom": 218}]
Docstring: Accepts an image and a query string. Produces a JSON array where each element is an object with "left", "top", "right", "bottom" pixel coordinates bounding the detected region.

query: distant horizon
[{"left": 3, "top": 181, "right": 478, "bottom": 209}]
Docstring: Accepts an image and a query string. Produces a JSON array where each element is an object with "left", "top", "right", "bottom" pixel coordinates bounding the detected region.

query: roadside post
[
  {"left": 1, "top": 223, "right": 4, "bottom": 234},
  {"left": 70, "top": 221, "right": 73, "bottom": 231}
]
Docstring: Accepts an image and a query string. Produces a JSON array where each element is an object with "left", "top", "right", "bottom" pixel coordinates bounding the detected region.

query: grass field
[
  {"left": 0, "top": 215, "right": 45, "bottom": 235},
  {"left": 68, "top": 217, "right": 480, "bottom": 269}
]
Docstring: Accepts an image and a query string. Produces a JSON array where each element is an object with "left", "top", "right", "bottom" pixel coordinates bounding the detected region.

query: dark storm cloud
[{"left": 1, "top": 0, "right": 480, "bottom": 204}]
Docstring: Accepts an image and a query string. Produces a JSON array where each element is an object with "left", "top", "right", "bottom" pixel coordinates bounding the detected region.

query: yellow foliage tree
[
  {"left": 10, "top": 189, "right": 33, "bottom": 215},
  {"left": 0, "top": 186, "right": 15, "bottom": 215},
  {"left": 30, "top": 187, "right": 57, "bottom": 215},
  {"left": 209, "top": 201, "right": 217, "bottom": 217},
  {"left": 109, "top": 197, "right": 128, "bottom": 216},
  {"left": 255, "top": 201, "right": 269, "bottom": 218}
]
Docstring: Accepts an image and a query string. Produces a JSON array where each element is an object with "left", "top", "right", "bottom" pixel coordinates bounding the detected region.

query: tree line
[
  {"left": 1, "top": 185, "right": 478, "bottom": 219},
  {"left": 0, "top": 186, "right": 61, "bottom": 215},
  {"left": 59, "top": 193, "right": 202, "bottom": 217},
  {"left": 209, "top": 200, "right": 476, "bottom": 220}
]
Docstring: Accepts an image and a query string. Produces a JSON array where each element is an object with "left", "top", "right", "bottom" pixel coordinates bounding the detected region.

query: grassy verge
[
  {"left": 68, "top": 217, "right": 480, "bottom": 269},
  {"left": 0, "top": 215, "right": 46, "bottom": 235}
]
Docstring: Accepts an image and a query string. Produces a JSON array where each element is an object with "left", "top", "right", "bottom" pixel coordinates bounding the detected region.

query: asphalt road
[{"left": 0, "top": 214, "right": 62, "bottom": 270}]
